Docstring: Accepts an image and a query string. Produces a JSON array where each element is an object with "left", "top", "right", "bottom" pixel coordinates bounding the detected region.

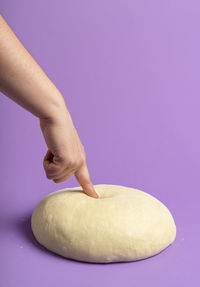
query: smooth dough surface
[{"left": 31, "top": 184, "right": 176, "bottom": 263}]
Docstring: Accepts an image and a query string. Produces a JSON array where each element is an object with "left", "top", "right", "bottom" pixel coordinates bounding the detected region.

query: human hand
[
  {"left": 0, "top": 15, "right": 98, "bottom": 199},
  {"left": 40, "top": 108, "right": 98, "bottom": 199}
]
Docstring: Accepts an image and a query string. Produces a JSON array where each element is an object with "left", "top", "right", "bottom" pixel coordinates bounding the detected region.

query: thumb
[{"left": 75, "top": 162, "right": 99, "bottom": 199}]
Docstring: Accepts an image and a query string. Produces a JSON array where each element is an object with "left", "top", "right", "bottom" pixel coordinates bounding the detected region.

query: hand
[
  {"left": 40, "top": 108, "right": 98, "bottom": 199},
  {"left": 0, "top": 15, "right": 98, "bottom": 199}
]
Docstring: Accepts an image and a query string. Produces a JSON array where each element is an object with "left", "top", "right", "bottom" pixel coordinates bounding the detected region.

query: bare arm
[{"left": 0, "top": 14, "right": 98, "bottom": 199}]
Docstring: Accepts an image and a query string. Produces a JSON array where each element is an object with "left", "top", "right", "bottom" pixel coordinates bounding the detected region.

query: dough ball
[{"left": 31, "top": 184, "right": 176, "bottom": 263}]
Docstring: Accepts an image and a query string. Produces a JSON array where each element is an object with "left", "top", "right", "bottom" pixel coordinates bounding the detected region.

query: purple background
[{"left": 0, "top": 0, "right": 199, "bottom": 286}]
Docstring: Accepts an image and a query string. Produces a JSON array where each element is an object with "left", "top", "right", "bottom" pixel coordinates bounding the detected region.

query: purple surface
[{"left": 0, "top": 0, "right": 199, "bottom": 286}]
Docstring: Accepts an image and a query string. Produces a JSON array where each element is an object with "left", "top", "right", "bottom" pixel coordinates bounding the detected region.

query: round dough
[{"left": 31, "top": 184, "right": 176, "bottom": 263}]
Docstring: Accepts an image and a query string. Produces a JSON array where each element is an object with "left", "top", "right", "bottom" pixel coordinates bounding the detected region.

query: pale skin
[{"left": 0, "top": 14, "right": 99, "bottom": 199}]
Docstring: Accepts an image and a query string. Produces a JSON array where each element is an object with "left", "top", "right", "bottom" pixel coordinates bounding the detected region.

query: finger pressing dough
[{"left": 31, "top": 184, "right": 176, "bottom": 263}]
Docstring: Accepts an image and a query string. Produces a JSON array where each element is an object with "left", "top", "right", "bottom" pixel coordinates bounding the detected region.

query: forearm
[{"left": 0, "top": 14, "right": 66, "bottom": 120}]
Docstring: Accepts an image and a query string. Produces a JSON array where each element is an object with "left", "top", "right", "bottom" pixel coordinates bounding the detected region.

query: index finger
[{"left": 74, "top": 162, "right": 99, "bottom": 199}]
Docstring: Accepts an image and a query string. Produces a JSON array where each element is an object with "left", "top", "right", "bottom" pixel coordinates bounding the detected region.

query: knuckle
[
  {"left": 46, "top": 173, "right": 53, "bottom": 180},
  {"left": 53, "top": 178, "right": 62, "bottom": 183},
  {"left": 76, "top": 155, "right": 85, "bottom": 168},
  {"left": 55, "top": 154, "right": 68, "bottom": 165},
  {"left": 44, "top": 167, "right": 60, "bottom": 179},
  {"left": 63, "top": 153, "right": 86, "bottom": 169},
  {"left": 67, "top": 157, "right": 76, "bottom": 167},
  {"left": 43, "top": 160, "right": 48, "bottom": 169}
]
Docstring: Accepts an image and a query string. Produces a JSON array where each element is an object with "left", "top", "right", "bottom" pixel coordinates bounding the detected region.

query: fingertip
[
  {"left": 93, "top": 193, "right": 99, "bottom": 199},
  {"left": 92, "top": 188, "right": 99, "bottom": 198},
  {"left": 83, "top": 184, "right": 99, "bottom": 199}
]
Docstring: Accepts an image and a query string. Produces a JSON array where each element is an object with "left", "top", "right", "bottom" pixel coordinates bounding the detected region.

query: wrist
[
  {"left": 39, "top": 104, "right": 72, "bottom": 131},
  {"left": 39, "top": 91, "right": 69, "bottom": 124}
]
